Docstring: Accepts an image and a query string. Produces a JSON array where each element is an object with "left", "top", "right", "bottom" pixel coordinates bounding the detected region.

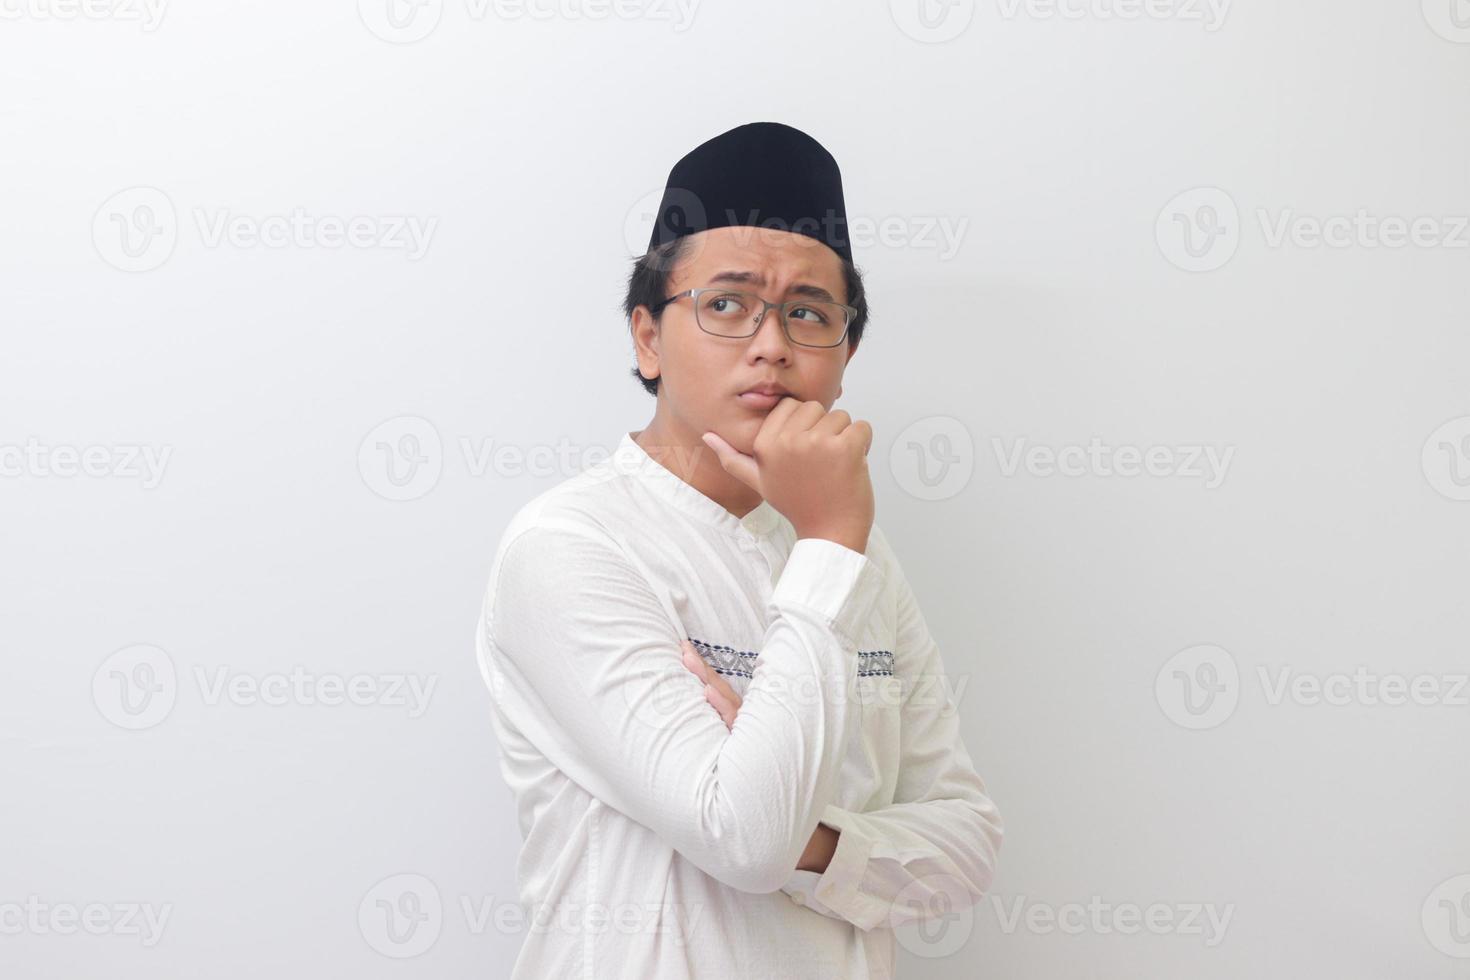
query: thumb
[{"left": 701, "top": 431, "right": 760, "bottom": 493}]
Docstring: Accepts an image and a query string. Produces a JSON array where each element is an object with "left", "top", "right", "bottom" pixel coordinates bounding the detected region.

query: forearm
[{"left": 796, "top": 821, "right": 841, "bottom": 873}]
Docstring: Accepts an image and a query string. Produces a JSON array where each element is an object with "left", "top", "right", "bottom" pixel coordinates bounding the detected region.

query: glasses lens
[
  {"left": 694, "top": 290, "right": 758, "bottom": 337},
  {"left": 782, "top": 301, "right": 850, "bottom": 347},
  {"left": 692, "top": 290, "right": 849, "bottom": 347}
]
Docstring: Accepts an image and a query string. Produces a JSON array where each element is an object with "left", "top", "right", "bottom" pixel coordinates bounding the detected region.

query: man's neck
[{"left": 633, "top": 415, "right": 765, "bottom": 520}]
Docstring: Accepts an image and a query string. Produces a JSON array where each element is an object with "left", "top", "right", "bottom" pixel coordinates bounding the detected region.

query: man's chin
[{"left": 705, "top": 413, "right": 763, "bottom": 457}]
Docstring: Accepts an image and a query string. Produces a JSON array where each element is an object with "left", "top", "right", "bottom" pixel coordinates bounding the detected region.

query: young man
[{"left": 475, "top": 121, "right": 1002, "bottom": 979}]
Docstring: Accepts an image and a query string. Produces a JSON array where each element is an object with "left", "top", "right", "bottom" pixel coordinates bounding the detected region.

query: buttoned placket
[{"left": 736, "top": 506, "right": 785, "bottom": 587}]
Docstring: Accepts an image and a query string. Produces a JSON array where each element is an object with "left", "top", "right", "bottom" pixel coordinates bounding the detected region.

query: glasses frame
[{"left": 654, "top": 287, "right": 856, "bottom": 349}]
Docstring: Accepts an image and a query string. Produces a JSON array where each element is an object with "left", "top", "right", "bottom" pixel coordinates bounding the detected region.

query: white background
[{"left": 3, "top": 0, "right": 1469, "bottom": 977}]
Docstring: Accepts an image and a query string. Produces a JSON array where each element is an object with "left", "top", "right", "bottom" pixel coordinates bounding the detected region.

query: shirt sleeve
[
  {"left": 778, "top": 540, "right": 1004, "bottom": 931},
  {"left": 478, "top": 520, "right": 888, "bottom": 895}
]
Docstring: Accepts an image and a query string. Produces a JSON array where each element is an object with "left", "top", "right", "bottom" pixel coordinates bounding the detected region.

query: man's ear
[{"left": 631, "top": 306, "right": 661, "bottom": 382}]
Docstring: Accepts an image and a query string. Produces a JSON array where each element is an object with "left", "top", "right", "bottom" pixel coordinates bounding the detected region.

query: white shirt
[{"left": 475, "top": 430, "right": 1003, "bottom": 979}]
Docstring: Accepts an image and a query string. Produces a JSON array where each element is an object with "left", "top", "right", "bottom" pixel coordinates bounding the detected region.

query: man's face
[{"left": 633, "top": 225, "right": 859, "bottom": 452}]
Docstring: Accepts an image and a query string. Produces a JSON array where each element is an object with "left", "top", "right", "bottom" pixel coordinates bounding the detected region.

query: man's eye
[{"left": 706, "top": 294, "right": 747, "bottom": 314}]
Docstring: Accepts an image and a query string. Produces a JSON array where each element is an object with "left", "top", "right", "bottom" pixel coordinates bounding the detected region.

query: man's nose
[{"left": 746, "top": 302, "right": 793, "bottom": 360}]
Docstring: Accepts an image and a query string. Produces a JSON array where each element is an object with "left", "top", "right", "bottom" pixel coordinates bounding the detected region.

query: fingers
[
  {"left": 811, "top": 407, "right": 852, "bottom": 437},
  {"left": 704, "top": 682, "right": 739, "bottom": 730},
  {"left": 700, "top": 430, "right": 760, "bottom": 492},
  {"left": 779, "top": 398, "right": 831, "bottom": 436},
  {"left": 679, "top": 639, "right": 708, "bottom": 681},
  {"left": 680, "top": 638, "right": 743, "bottom": 731}
]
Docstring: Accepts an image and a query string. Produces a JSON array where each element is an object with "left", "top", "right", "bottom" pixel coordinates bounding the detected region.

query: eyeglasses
[{"left": 653, "top": 288, "right": 856, "bottom": 349}]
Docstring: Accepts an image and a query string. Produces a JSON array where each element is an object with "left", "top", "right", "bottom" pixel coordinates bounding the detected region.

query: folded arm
[
  {"left": 478, "top": 520, "right": 887, "bottom": 894},
  {"left": 779, "top": 537, "right": 1003, "bottom": 930}
]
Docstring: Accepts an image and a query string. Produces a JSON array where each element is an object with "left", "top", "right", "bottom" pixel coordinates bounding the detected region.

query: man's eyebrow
[{"left": 705, "top": 270, "right": 837, "bottom": 302}]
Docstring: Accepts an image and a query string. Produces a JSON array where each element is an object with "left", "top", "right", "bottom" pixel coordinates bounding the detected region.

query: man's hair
[{"left": 622, "top": 237, "right": 870, "bottom": 397}]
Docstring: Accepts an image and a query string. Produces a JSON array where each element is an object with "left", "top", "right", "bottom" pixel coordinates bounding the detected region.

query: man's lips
[{"left": 736, "top": 390, "right": 787, "bottom": 409}]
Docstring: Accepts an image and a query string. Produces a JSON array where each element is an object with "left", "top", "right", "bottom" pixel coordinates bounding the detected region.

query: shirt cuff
[
  {"left": 779, "top": 805, "right": 892, "bottom": 931},
  {"left": 770, "top": 538, "right": 886, "bottom": 646}
]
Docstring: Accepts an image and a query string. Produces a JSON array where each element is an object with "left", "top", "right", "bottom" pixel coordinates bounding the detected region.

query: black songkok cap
[{"left": 646, "top": 121, "right": 853, "bottom": 264}]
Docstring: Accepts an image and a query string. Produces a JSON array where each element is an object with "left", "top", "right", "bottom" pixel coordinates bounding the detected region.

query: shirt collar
[{"left": 616, "top": 430, "right": 782, "bottom": 538}]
